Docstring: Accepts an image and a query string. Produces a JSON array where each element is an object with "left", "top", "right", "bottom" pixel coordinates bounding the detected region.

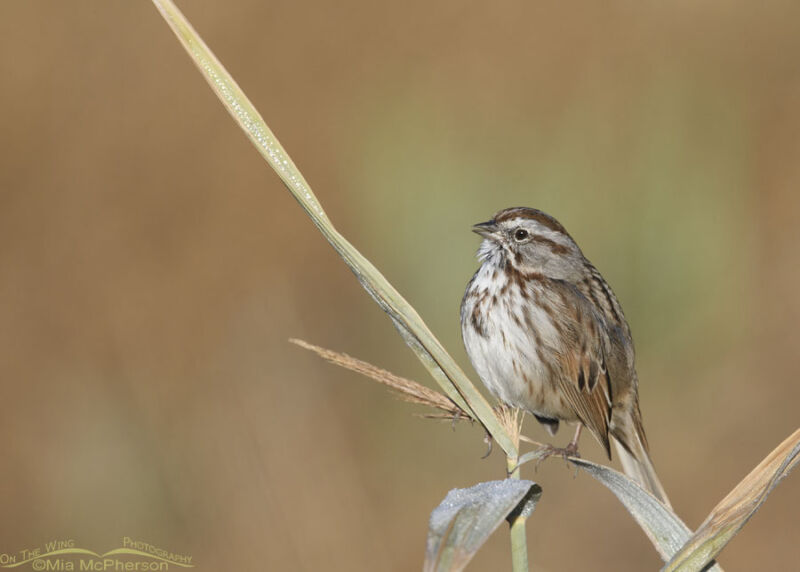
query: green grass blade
[{"left": 150, "top": 0, "right": 516, "bottom": 457}]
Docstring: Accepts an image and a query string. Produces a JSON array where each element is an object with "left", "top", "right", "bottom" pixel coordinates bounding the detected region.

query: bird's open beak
[{"left": 472, "top": 220, "right": 500, "bottom": 239}]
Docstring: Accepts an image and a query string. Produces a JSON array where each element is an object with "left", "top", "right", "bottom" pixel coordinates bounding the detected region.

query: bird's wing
[{"left": 549, "top": 281, "right": 614, "bottom": 457}]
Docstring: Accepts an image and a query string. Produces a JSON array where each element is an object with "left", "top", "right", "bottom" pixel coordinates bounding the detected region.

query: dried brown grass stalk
[
  {"left": 290, "top": 338, "right": 468, "bottom": 420},
  {"left": 495, "top": 405, "right": 523, "bottom": 452},
  {"left": 663, "top": 428, "right": 800, "bottom": 571}
]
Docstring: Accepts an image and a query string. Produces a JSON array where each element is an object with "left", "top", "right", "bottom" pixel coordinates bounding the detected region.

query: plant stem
[
  {"left": 507, "top": 455, "right": 529, "bottom": 572},
  {"left": 149, "top": 0, "right": 519, "bottom": 460}
]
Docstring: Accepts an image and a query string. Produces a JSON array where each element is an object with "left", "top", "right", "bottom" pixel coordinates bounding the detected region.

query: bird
[{"left": 461, "top": 206, "right": 671, "bottom": 507}]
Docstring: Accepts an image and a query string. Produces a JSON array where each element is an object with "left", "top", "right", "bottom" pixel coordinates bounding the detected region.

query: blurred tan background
[{"left": 1, "top": 1, "right": 799, "bottom": 570}]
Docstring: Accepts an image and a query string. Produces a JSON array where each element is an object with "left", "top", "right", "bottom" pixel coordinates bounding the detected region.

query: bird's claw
[
  {"left": 535, "top": 443, "right": 581, "bottom": 469},
  {"left": 481, "top": 431, "right": 493, "bottom": 459}
]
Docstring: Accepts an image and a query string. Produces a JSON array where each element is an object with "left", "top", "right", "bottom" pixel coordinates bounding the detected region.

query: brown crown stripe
[{"left": 493, "top": 207, "right": 570, "bottom": 237}]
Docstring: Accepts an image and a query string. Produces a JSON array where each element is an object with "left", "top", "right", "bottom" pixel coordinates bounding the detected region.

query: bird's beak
[{"left": 472, "top": 220, "right": 500, "bottom": 239}]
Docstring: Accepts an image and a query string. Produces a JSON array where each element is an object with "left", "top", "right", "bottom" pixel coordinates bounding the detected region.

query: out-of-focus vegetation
[{"left": 0, "top": 1, "right": 798, "bottom": 570}]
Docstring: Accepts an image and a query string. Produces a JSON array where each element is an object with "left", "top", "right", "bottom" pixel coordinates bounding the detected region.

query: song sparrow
[{"left": 461, "top": 207, "right": 670, "bottom": 507}]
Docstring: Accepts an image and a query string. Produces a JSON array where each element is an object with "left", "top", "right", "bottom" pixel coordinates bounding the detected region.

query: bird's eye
[{"left": 514, "top": 229, "right": 529, "bottom": 241}]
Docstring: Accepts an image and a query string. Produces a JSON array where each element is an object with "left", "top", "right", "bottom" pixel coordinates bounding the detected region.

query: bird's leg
[
  {"left": 533, "top": 424, "right": 583, "bottom": 467},
  {"left": 564, "top": 424, "right": 582, "bottom": 457}
]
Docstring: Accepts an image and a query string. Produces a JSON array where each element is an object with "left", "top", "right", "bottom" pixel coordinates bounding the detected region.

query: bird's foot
[
  {"left": 534, "top": 442, "right": 581, "bottom": 469},
  {"left": 505, "top": 441, "right": 581, "bottom": 476}
]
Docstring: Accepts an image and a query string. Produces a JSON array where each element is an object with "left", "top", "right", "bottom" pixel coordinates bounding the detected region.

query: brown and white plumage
[{"left": 461, "top": 207, "right": 670, "bottom": 507}]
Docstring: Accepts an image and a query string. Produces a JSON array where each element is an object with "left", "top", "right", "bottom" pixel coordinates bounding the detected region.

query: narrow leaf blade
[
  {"left": 662, "top": 428, "right": 800, "bottom": 572},
  {"left": 569, "top": 458, "right": 698, "bottom": 561},
  {"left": 424, "top": 480, "right": 542, "bottom": 572}
]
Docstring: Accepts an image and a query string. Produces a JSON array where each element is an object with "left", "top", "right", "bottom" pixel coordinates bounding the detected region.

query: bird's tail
[{"left": 612, "top": 433, "right": 672, "bottom": 509}]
